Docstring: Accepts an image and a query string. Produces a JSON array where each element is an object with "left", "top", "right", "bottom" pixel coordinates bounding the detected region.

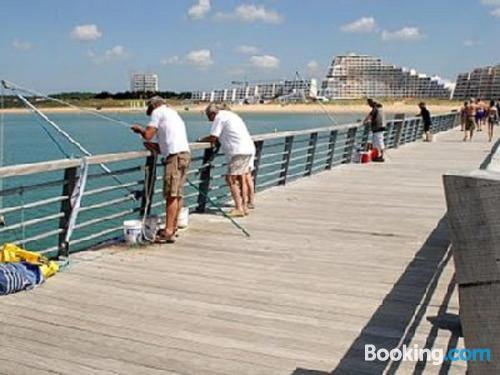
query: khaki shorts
[
  {"left": 163, "top": 152, "right": 191, "bottom": 198},
  {"left": 227, "top": 155, "right": 252, "bottom": 176},
  {"left": 466, "top": 117, "right": 476, "bottom": 131}
]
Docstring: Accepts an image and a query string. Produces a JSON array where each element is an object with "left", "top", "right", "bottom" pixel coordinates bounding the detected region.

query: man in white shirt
[
  {"left": 131, "top": 96, "right": 191, "bottom": 242},
  {"left": 200, "top": 104, "right": 255, "bottom": 217}
]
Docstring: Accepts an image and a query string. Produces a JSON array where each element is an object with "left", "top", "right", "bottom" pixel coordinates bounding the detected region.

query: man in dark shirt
[
  {"left": 363, "top": 98, "right": 386, "bottom": 162},
  {"left": 418, "top": 102, "right": 432, "bottom": 142}
]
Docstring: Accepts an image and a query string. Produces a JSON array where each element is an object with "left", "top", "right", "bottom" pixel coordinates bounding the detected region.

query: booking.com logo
[{"left": 365, "top": 345, "right": 491, "bottom": 365}]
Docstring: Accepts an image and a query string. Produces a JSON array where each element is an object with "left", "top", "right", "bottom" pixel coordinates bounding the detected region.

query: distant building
[
  {"left": 453, "top": 65, "right": 500, "bottom": 100},
  {"left": 130, "top": 73, "right": 159, "bottom": 93},
  {"left": 191, "top": 79, "right": 318, "bottom": 103},
  {"left": 320, "top": 54, "right": 451, "bottom": 99}
]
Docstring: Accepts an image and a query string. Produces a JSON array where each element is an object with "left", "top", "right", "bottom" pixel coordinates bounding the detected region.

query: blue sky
[{"left": 1, "top": 0, "right": 499, "bottom": 93}]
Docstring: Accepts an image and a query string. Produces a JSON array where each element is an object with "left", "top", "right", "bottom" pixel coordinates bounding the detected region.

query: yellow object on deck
[{"left": 0, "top": 243, "right": 59, "bottom": 278}]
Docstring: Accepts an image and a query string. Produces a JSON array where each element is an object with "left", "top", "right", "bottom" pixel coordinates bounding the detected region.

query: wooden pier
[{"left": 0, "top": 127, "right": 494, "bottom": 374}]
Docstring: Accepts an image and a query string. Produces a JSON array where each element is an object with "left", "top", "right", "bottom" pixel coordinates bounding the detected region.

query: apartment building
[
  {"left": 321, "top": 54, "right": 451, "bottom": 99},
  {"left": 191, "top": 79, "right": 317, "bottom": 103},
  {"left": 453, "top": 65, "right": 500, "bottom": 100},
  {"left": 130, "top": 73, "right": 159, "bottom": 93}
]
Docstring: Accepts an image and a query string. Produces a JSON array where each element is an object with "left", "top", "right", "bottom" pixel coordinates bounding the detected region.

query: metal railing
[{"left": 0, "top": 112, "right": 459, "bottom": 258}]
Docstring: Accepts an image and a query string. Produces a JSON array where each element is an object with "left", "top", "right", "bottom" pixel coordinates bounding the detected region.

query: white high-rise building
[
  {"left": 130, "top": 73, "right": 159, "bottom": 92},
  {"left": 321, "top": 54, "right": 451, "bottom": 99},
  {"left": 453, "top": 65, "right": 500, "bottom": 100}
]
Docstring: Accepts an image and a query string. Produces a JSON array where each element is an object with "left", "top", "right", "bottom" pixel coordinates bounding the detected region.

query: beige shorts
[
  {"left": 164, "top": 152, "right": 191, "bottom": 198},
  {"left": 227, "top": 155, "right": 252, "bottom": 176}
]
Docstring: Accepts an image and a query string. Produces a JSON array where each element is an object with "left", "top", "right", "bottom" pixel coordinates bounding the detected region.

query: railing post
[
  {"left": 325, "top": 130, "right": 338, "bottom": 170},
  {"left": 140, "top": 154, "right": 157, "bottom": 217},
  {"left": 252, "top": 140, "right": 264, "bottom": 187},
  {"left": 58, "top": 166, "right": 78, "bottom": 258},
  {"left": 196, "top": 147, "right": 215, "bottom": 213},
  {"left": 305, "top": 132, "right": 318, "bottom": 176},
  {"left": 279, "top": 136, "right": 294, "bottom": 185},
  {"left": 342, "top": 127, "right": 358, "bottom": 164},
  {"left": 394, "top": 119, "right": 405, "bottom": 148},
  {"left": 361, "top": 124, "right": 371, "bottom": 150}
]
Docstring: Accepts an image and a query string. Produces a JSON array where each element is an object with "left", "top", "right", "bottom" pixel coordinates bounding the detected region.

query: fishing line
[
  {"left": 2, "top": 79, "right": 250, "bottom": 238},
  {"left": 1, "top": 80, "right": 132, "bottom": 129}
]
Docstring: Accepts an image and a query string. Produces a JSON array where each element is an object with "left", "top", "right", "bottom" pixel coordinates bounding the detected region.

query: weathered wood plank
[{"left": 0, "top": 126, "right": 491, "bottom": 375}]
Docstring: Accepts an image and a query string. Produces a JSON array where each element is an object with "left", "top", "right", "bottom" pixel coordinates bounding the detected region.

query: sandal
[
  {"left": 155, "top": 230, "right": 176, "bottom": 244},
  {"left": 227, "top": 209, "right": 245, "bottom": 218}
]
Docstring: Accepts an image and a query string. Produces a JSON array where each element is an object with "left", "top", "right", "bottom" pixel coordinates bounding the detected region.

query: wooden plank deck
[{"left": 0, "top": 128, "right": 494, "bottom": 375}]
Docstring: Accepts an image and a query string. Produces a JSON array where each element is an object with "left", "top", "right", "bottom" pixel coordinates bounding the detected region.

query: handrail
[
  {"left": 0, "top": 116, "right": 426, "bottom": 178},
  {"left": 0, "top": 111, "right": 459, "bottom": 257}
]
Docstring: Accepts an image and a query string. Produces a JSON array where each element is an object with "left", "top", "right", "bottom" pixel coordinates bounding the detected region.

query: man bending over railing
[
  {"left": 131, "top": 96, "right": 191, "bottom": 243},
  {"left": 200, "top": 104, "right": 255, "bottom": 217}
]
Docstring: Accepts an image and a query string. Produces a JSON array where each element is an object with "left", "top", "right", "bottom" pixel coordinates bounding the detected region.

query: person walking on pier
[
  {"left": 131, "top": 96, "right": 191, "bottom": 243},
  {"left": 487, "top": 100, "right": 499, "bottom": 142},
  {"left": 475, "top": 98, "right": 486, "bottom": 132},
  {"left": 463, "top": 100, "right": 477, "bottom": 142},
  {"left": 364, "top": 99, "right": 386, "bottom": 162},
  {"left": 418, "top": 102, "right": 432, "bottom": 142},
  {"left": 201, "top": 104, "right": 255, "bottom": 217},
  {"left": 460, "top": 102, "right": 468, "bottom": 132}
]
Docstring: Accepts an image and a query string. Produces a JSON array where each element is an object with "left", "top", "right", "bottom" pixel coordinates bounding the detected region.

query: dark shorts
[
  {"left": 163, "top": 152, "right": 191, "bottom": 198},
  {"left": 466, "top": 117, "right": 476, "bottom": 131},
  {"left": 423, "top": 123, "right": 431, "bottom": 132}
]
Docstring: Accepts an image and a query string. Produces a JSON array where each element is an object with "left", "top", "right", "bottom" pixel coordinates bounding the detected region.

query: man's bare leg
[
  {"left": 239, "top": 175, "right": 248, "bottom": 214},
  {"left": 226, "top": 175, "right": 244, "bottom": 212},
  {"left": 165, "top": 197, "right": 179, "bottom": 238},
  {"left": 245, "top": 172, "right": 255, "bottom": 208}
]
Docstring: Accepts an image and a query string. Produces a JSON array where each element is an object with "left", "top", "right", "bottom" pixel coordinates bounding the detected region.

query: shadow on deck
[{"left": 292, "top": 216, "right": 462, "bottom": 375}]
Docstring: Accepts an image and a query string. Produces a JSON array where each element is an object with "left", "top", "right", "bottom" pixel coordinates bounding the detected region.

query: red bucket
[{"left": 360, "top": 151, "right": 371, "bottom": 163}]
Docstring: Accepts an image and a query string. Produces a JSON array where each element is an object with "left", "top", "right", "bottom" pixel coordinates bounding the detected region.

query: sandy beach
[{"left": 0, "top": 102, "right": 460, "bottom": 115}]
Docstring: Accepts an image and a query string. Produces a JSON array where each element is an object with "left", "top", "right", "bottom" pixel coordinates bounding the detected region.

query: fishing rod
[
  {"left": 3, "top": 79, "right": 250, "bottom": 237},
  {"left": 1, "top": 80, "right": 132, "bottom": 129},
  {"left": 186, "top": 178, "right": 250, "bottom": 238},
  {"left": 293, "top": 71, "right": 338, "bottom": 126},
  {"left": 0, "top": 83, "right": 5, "bottom": 226}
]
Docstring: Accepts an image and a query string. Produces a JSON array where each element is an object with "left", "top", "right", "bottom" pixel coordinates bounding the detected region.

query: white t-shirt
[
  {"left": 210, "top": 110, "right": 255, "bottom": 158},
  {"left": 148, "top": 105, "right": 190, "bottom": 156}
]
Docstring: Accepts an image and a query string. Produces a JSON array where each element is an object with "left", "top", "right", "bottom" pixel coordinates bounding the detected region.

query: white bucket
[
  {"left": 123, "top": 220, "right": 142, "bottom": 245},
  {"left": 178, "top": 208, "right": 189, "bottom": 228}
]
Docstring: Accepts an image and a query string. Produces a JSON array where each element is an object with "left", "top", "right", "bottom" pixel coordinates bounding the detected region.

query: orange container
[{"left": 360, "top": 152, "right": 371, "bottom": 163}]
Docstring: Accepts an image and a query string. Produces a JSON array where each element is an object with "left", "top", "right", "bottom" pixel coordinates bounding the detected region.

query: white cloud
[
  {"left": 161, "top": 56, "right": 180, "bottom": 65},
  {"left": 89, "top": 45, "right": 127, "bottom": 64},
  {"left": 491, "top": 7, "right": 500, "bottom": 16},
  {"left": 185, "top": 49, "right": 213, "bottom": 68},
  {"left": 71, "top": 24, "right": 102, "bottom": 41},
  {"left": 12, "top": 39, "right": 32, "bottom": 51},
  {"left": 250, "top": 55, "right": 280, "bottom": 69},
  {"left": 236, "top": 45, "right": 260, "bottom": 54},
  {"left": 381, "top": 27, "right": 423, "bottom": 42},
  {"left": 464, "top": 39, "right": 483, "bottom": 47},
  {"left": 188, "top": 0, "right": 211, "bottom": 20},
  {"left": 215, "top": 4, "right": 283, "bottom": 24},
  {"left": 341, "top": 17, "right": 377, "bottom": 33}
]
